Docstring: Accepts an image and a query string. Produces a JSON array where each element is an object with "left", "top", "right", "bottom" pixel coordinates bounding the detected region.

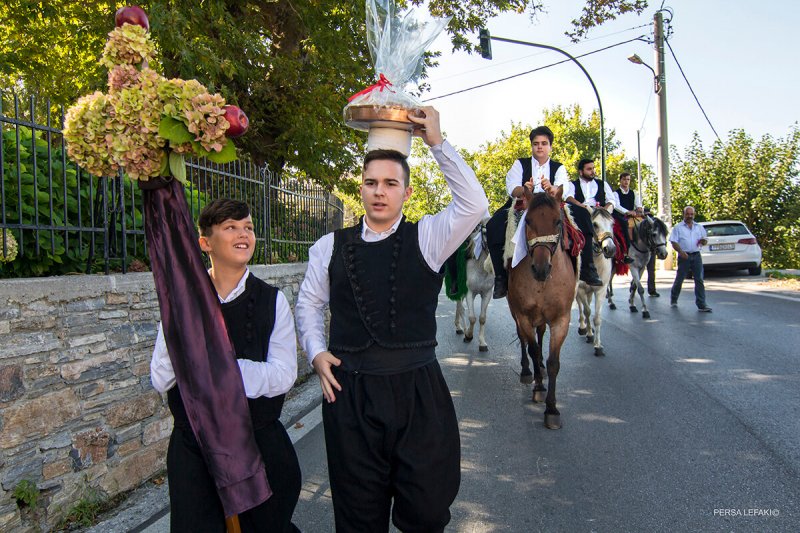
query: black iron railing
[{"left": 0, "top": 93, "right": 343, "bottom": 277}]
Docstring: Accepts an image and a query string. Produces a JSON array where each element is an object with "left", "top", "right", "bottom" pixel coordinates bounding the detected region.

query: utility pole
[
  {"left": 654, "top": 10, "right": 673, "bottom": 269},
  {"left": 636, "top": 129, "right": 642, "bottom": 195}
]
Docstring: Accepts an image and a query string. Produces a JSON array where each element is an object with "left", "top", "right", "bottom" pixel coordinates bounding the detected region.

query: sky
[{"left": 415, "top": 0, "right": 800, "bottom": 173}]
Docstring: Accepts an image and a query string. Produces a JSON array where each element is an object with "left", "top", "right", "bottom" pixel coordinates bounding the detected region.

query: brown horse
[{"left": 507, "top": 188, "right": 577, "bottom": 429}]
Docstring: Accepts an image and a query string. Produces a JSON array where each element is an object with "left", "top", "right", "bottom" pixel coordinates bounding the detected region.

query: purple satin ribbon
[{"left": 142, "top": 177, "right": 271, "bottom": 516}]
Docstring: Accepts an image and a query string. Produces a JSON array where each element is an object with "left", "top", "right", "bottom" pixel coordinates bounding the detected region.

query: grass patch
[{"left": 766, "top": 270, "right": 800, "bottom": 280}]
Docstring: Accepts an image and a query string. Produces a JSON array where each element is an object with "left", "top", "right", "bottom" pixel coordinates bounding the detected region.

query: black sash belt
[{"left": 333, "top": 345, "right": 437, "bottom": 375}]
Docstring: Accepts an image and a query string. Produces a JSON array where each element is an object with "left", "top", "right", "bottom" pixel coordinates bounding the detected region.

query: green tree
[
  {"left": 1, "top": 0, "right": 650, "bottom": 186},
  {"left": 669, "top": 128, "right": 800, "bottom": 268}
]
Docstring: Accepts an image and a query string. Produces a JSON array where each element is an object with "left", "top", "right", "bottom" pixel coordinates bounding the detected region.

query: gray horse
[
  {"left": 616, "top": 215, "right": 669, "bottom": 319},
  {"left": 454, "top": 222, "right": 494, "bottom": 351},
  {"left": 575, "top": 207, "right": 617, "bottom": 356}
]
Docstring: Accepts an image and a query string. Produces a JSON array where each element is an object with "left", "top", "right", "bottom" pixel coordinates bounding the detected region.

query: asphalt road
[{"left": 292, "top": 271, "right": 800, "bottom": 533}]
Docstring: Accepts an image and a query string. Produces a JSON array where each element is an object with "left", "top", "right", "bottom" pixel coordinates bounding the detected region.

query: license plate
[{"left": 710, "top": 243, "right": 735, "bottom": 251}]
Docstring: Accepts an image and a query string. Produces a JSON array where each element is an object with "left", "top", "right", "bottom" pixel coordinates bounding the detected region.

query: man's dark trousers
[{"left": 671, "top": 252, "right": 707, "bottom": 308}]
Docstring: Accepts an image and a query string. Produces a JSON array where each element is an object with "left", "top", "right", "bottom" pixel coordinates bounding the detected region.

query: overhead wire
[
  {"left": 665, "top": 39, "right": 721, "bottom": 140},
  {"left": 424, "top": 22, "right": 654, "bottom": 84},
  {"left": 422, "top": 35, "right": 647, "bottom": 102}
]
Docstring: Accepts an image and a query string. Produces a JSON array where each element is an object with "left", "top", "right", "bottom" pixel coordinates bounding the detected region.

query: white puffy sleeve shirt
[
  {"left": 150, "top": 268, "right": 298, "bottom": 398},
  {"left": 295, "top": 140, "right": 489, "bottom": 364}
]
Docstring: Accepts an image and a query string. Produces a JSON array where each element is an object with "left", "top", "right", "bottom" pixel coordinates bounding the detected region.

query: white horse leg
[
  {"left": 628, "top": 269, "right": 639, "bottom": 312},
  {"left": 637, "top": 271, "right": 650, "bottom": 319},
  {"left": 584, "top": 291, "right": 594, "bottom": 344},
  {"left": 464, "top": 290, "right": 476, "bottom": 342},
  {"left": 477, "top": 292, "right": 490, "bottom": 352},
  {"left": 593, "top": 288, "right": 605, "bottom": 356},
  {"left": 455, "top": 298, "right": 464, "bottom": 335},
  {"left": 576, "top": 290, "right": 589, "bottom": 336}
]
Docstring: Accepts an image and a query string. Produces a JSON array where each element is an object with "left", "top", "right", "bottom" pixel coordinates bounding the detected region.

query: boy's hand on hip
[{"left": 312, "top": 351, "right": 342, "bottom": 403}]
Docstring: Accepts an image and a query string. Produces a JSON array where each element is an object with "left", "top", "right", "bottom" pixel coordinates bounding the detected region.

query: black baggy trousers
[
  {"left": 322, "top": 360, "right": 461, "bottom": 533},
  {"left": 167, "top": 419, "right": 302, "bottom": 533}
]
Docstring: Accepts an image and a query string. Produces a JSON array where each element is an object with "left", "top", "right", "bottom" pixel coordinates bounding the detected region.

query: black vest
[
  {"left": 500, "top": 158, "right": 563, "bottom": 210},
  {"left": 519, "top": 157, "right": 563, "bottom": 184},
  {"left": 571, "top": 178, "right": 607, "bottom": 205},
  {"left": 168, "top": 274, "right": 284, "bottom": 430},
  {"left": 328, "top": 218, "right": 443, "bottom": 352},
  {"left": 616, "top": 188, "right": 635, "bottom": 210}
]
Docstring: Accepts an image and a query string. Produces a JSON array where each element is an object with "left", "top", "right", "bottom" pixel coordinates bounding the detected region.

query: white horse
[
  {"left": 625, "top": 215, "right": 669, "bottom": 319},
  {"left": 454, "top": 222, "right": 494, "bottom": 352},
  {"left": 575, "top": 207, "right": 617, "bottom": 356}
]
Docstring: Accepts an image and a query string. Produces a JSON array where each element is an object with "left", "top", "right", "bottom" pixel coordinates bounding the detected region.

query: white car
[{"left": 699, "top": 220, "right": 762, "bottom": 275}]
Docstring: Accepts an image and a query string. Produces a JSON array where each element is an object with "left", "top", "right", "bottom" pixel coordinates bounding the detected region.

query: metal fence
[{"left": 0, "top": 93, "right": 343, "bottom": 277}]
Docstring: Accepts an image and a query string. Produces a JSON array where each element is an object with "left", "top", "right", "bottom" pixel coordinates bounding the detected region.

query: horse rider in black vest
[
  {"left": 612, "top": 172, "right": 641, "bottom": 264},
  {"left": 564, "top": 158, "right": 616, "bottom": 286},
  {"left": 486, "top": 126, "right": 569, "bottom": 299}
]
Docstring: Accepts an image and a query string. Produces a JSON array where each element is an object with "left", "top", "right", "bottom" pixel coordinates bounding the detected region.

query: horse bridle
[
  {"left": 631, "top": 216, "right": 665, "bottom": 254},
  {"left": 592, "top": 229, "right": 613, "bottom": 255},
  {"left": 526, "top": 215, "right": 563, "bottom": 259}
]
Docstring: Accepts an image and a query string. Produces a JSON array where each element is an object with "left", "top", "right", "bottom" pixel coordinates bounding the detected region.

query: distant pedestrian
[{"left": 669, "top": 206, "right": 712, "bottom": 312}]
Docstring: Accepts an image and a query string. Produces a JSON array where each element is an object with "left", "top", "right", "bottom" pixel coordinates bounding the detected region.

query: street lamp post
[{"left": 478, "top": 29, "right": 607, "bottom": 184}]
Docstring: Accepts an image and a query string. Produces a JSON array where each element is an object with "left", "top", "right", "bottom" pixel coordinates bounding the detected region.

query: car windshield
[{"left": 704, "top": 223, "right": 750, "bottom": 237}]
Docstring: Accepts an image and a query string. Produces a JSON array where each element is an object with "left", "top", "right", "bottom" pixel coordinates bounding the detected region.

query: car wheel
[{"left": 748, "top": 265, "right": 762, "bottom": 276}]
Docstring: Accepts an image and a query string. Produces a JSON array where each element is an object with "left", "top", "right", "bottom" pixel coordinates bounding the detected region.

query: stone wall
[{"left": 0, "top": 264, "right": 310, "bottom": 532}]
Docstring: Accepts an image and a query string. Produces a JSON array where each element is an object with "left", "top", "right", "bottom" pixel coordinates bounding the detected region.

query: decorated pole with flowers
[{"left": 64, "top": 7, "right": 270, "bottom": 517}]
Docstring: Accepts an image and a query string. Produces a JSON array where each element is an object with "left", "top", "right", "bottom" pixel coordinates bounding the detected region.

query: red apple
[
  {"left": 115, "top": 6, "right": 150, "bottom": 31},
  {"left": 223, "top": 105, "right": 249, "bottom": 138}
]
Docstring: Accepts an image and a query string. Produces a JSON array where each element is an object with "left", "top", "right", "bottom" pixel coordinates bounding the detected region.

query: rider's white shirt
[
  {"left": 565, "top": 178, "right": 617, "bottom": 207},
  {"left": 505, "top": 158, "right": 569, "bottom": 197}
]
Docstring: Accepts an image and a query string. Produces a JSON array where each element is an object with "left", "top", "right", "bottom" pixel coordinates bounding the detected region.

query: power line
[
  {"left": 665, "top": 39, "right": 721, "bottom": 140},
  {"left": 422, "top": 36, "right": 646, "bottom": 102},
  {"left": 425, "top": 22, "right": 654, "bottom": 85}
]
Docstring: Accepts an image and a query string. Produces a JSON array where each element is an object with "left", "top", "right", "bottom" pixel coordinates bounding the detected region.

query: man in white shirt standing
[
  {"left": 564, "top": 158, "right": 616, "bottom": 286},
  {"left": 485, "top": 126, "right": 569, "bottom": 299},
  {"left": 295, "top": 107, "right": 489, "bottom": 532},
  {"left": 669, "top": 205, "right": 712, "bottom": 312}
]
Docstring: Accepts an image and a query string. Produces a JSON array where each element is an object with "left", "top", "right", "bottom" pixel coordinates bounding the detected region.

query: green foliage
[
  {"left": 669, "top": 128, "right": 800, "bottom": 268},
  {"left": 13, "top": 479, "right": 40, "bottom": 509},
  {"left": 1, "top": 1, "right": 649, "bottom": 187},
  {"left": 0, "top": 126, "right": 221, "bottom": 278},
  {"left": 404, "top": 138, "right": 453, "bottom": 222},
  {"left": 56, "top": 484, "right": 107, "bottom": 530}
]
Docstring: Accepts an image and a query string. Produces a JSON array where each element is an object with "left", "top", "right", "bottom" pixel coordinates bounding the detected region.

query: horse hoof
[
  {"left": 642, "top": 311, "right": 651, "bottom": 319},
  {"left": 479, "top": 345, "right": 488, "bottom": 352},
  {"left": 578, "top": 327, "right": 588, "bottom": 336},
  {"left": 463, "top": 336, "right": 473, "bottom": 343},
  {"left": 629, "top": 306, "right": 638, "bottom": 313},
  {"left": 532, "top": 389, "right": 547, "bottom": 403},
  {"left": 594, "top": 347, "right": 605, "bottom": 357},
  {"left": 609, "top": 303, "right": 617, "bottom": 310},
  {"left": 544, "top": 413, "right": 562, "bottom": 430},
  {"left": 586, "top": 335, "right": 594, "bottom": 343},
  {"left": 455, "top": 329, "right": 463, "bottom": 335},
  {"left": 520, "top": 374, "right": 533, "bottom": 385}
]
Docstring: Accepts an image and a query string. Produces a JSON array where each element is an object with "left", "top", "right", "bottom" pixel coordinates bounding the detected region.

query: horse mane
[
  {"left": 652, "top": 216, "right": 668, "bottom": 235},
  {"left": 637, "top": 216, "right": 652, "bottom": 241},
  {"left": 528, "top": 192, "right": 558, "bottom": 211},
  {"left": 591, "top": 208, "right": 613, "bottom": 221}
]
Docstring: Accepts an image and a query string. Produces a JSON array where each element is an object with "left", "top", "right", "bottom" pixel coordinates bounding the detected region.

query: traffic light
[{"left": 479, "top": 28, "right": 492, "bottom": 60}]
